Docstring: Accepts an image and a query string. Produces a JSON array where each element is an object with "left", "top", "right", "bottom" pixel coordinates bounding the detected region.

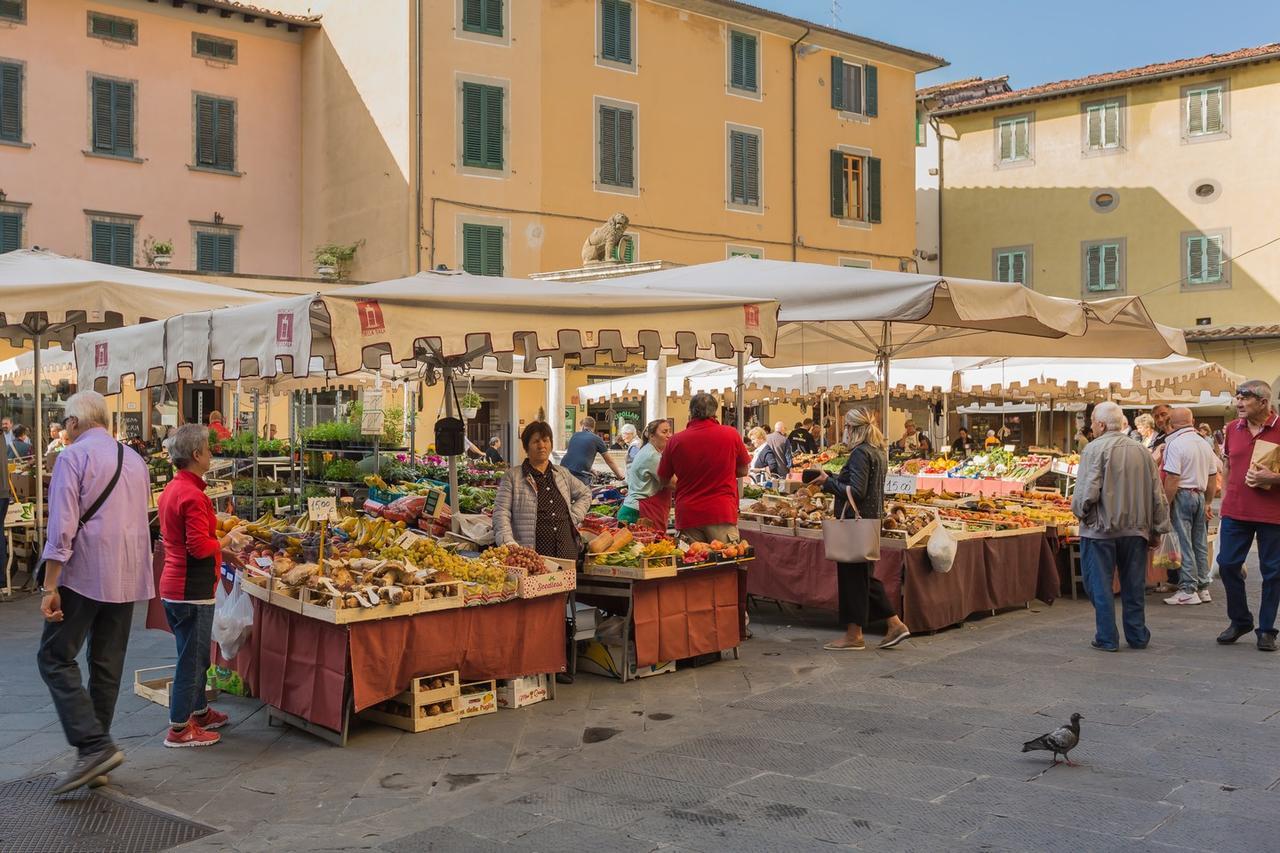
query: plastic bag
[
  {"left": 1153, "top": 533, "right": 1182, "bottom": 573},
  {"left": 927, "top": 524, "right": 958, "bottom": 574},
  {"left": 211, "top": 574, "right": 254, "bottom": 660}
]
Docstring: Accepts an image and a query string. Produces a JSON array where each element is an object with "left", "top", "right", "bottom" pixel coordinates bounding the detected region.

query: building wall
[
  {"left": 915, "top": 104, "right": 940, "bottom": 274},
  {"left": 421, "top": 0, "right": 924, "bottom": 276},
  {"left": 938, "top": 60, "right": 1280, "bottom": 379},
  {"left": 0, "top": 0, "right": 304, "bottom": 275}
]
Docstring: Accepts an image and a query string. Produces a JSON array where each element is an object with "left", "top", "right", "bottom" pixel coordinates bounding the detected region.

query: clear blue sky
[{"left": 761, "top": 0, "right": 1280, "bottom": 89}]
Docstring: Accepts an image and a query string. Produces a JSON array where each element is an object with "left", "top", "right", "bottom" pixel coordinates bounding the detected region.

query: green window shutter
[
  {"left": 830, "top": 56, "right": 844, "bottom": 111},
  {"left": 1102, "top": 244, "right": 1118, "bottom": 290},
  {"left": 1204, "top": 86, "right": 1222, "bottom": 133},
  {"left": 1205, "top": 235, "right": 1222, "bottom": 282},
  {"left": 94, "top": 222, "right": 132, "bottom": 267},
  {"left": 1085, "top": 245, "right": 1101, "bottom": 291},
  {"left": 0, "top": 212, "right": 20, "bottom": 253},
  {"left": 1014, "top": 119, "right": 1028, "bottom": 159},
  {"left": 1187, "top": 89, "right": 1205, "bottom": 135},
  {"left": 996, "top": 252, "right": 1011, "bottom": 282},
  {"left": 91, "top": 222, "right": 113, "bottom": 263},
  {"left": 729, "top": 131, "right": 744, "bottom": 203},
  {"left": 462, "top": 223, "right": 483, "bottom": 274},
  {"left": 215, "top": 99, "right": 235, "bottom": 170},
  {"left": 743, "top": 132, "right": 759, "bottom": 205},
  {"left": 998, "top": 120, "right": 1012, "bottom": 160},
  {"left": 0, "top": 0, "right": 22, "bottom": 22},
  {"left": 217, "top": 234, "right": 234, "bottom": 273},
  {"left": 462, "top": 83, "right": 502, "bottom": 170},
  {"left": 612, "top": 235, "right": 635, "bottom": 263},
  {"left": 1086, "top": 106, "right": 1103, "bottom": 148},
  {"left": 1187, "top": 235, "right": 1223, "bottom": 284},
  {"left": 483, "top": 0, "right": 503, "bottom": 36},
  {"left": 462, "top": 0, "right": 483, "bottom": 31},
  {"left": 616, "top": 108, "right": 634, "bottom": 187},
  {"left": 599, "top": 104, "right": 617, "bottom": 185},
  {"left": 195, "top": 36, "right": 236, "bottom": 61},
  {"left": 105, "top": 80, "right": 134, "bottom": 157},
  {"left": 92, "top": 78, "right": 114, "bottom": 153},
  {"left": 0, "top": 62, "right": 20, "bottom": 142},
  {"left": 482, "top": 85, "right": 503, "bottom": 169},
  {"left": 731, "top": 32, "right": 757, "bottom": 92},
  {"left": 864, "top": 64, "right": 878, "bottom": 117},
  {"left": 615, "top": 1, "right": 632, "bottom": 64},
  {"left": 601, "top": 0, "right": 631, "bottom": 64},
  {"left": 744, "top": 33, "right": 758, "bottom": 91},
  {"left": 196, "top": 233, "right": 217, "bottom": 272},
  {"left": 195, "top": 96, "right": 215, "bottom": 165},
  {"left": 1104, "top": 103, "right": 1119, "bottom": 146},
  {"left": 1012, "top": 252, "right": 1025, "bottom": 284},
  {"left": 829, "top": 149, "right": 845, "bottom": 218},
  {"left": 866, "top": 156, "right": 881, "bottom": 224}
]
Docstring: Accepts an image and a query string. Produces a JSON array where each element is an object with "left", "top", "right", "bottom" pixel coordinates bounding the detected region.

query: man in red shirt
[
  {"left": 1216, "top": 380, "right": 1280, "bottom": 651},
  {"left": 658, "top": 393, "right": 750, "bottom": 543}
]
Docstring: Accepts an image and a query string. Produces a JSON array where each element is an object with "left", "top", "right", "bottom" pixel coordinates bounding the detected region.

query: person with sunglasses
[{"left": 1216, "top": 380, "right": 1280, "bottom": 651}]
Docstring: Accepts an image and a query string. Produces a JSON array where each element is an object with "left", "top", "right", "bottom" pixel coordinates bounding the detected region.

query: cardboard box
[
  {"left": 497, "top": 674, "right": 550, "bottom": 708},
  {"left": 576, "top": 639, "right": 675, "bottom": 681},
  {"left": 458, "top": 680, "right": 498, "bottom": 718}
]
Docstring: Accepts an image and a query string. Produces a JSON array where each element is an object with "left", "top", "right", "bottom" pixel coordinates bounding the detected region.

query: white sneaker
[
  {"left": 1164, "top": 591, "right": 1201, "bottom": 606},
  {"left": 1198, "top": 589, "right": 1212, "bottom": 603}
]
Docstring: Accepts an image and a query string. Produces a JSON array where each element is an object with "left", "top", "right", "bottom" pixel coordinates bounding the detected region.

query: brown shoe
[
  {"left": 823, "top": 638, "right": 866, "bottom": 650},
  {"left": 878, "top": 627, "right": 912, "bottom": 649}
]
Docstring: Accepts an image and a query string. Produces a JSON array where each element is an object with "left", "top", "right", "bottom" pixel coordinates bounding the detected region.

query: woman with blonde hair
[
  {"left": 814, "top": 408, "right": 911, "bottom": 651},
  {"left": 1133, "top": 413, "right": 1157, "bottom": 448}
]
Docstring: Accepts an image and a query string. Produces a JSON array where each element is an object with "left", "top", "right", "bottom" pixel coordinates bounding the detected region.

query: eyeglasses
[{"left": 1235, "top": 389, "right": 1261, "bottom": 400}]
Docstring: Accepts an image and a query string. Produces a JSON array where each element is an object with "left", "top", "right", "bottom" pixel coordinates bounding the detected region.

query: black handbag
[{"left": 433, "top": 380, "right": 466, "bottom": 456}]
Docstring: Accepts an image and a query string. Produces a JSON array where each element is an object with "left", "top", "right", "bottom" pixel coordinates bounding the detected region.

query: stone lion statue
[{"left": 581, "top": 212, "right": 630, "bottom": 265}]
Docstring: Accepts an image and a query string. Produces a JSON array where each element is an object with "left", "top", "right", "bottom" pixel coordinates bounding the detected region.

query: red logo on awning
[
  {"left": 94, "top": 342, "right": 108, "bottom": 368},
  {"left": 356, "top": 300, "right": 385, "bottom": 336},
  {"left": 744, "top": 304, "right": 760, "bottom": 329},
  {"left": 276, "top": 312, "right": 294, "bottom": 344}
]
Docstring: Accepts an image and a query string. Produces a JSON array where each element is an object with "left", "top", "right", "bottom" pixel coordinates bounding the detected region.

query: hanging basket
[{"left": 461, "top": 406, "right": 479, "bottom": 420}]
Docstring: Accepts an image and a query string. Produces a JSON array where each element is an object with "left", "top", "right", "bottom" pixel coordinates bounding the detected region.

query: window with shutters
[
  {"left": 727, "top": 126, "right": 761, "bottom": 211},
  {"left": 829, "top": 150, "right": 881, "bottom": 224},
  {"left": 193, "top": 33, "right": 237, "bottom": 63},
  {"left": 1183, "top": 81, "right": 1228, "bottom": 141},
  {"left": 728, "top": 245, "right": 763, "bottom": 259},
  {"left": 915, "top": 105, "right": 928, "bottom": 147},
  {"left": 195, "top": 231, "right": 236, "bottom": 274},
  {"left": 193, "top": 94, "right": 236, "bottom": 172},
  {"left": 829, "top": 56, "right": 877, "bottom": 117},
  {"left": 1082, "top": 97, "right": 1123, "bottom": 154},
  {"left": 598, "top": 0, "right": 634, "bottom": 68},
  {"left": 1081, "top": 239, "right": 1124, "bottom": 296},
  {"left": 461, "top": 222, "right": 503, "bottom": 276},
  {"left": 461, "top": 0, "right": 504, "bottom": 38},
  {"left": 88, "top": 12, "right": 137, "bottom": 44},
  {"left": 0, "top": 61, "right": 22, "bottom": 144},
  {"left": 995, "top": 114, "right": 1032, "bottom": 165},
  {"left": 0, "top": 211, "right": 22, "bottom": 253},
  {"left": 728, "top": 30, "right": 758, "bottom": 95},
  {"left": 611, "top": 234, "right": 636, "bottom": 263},
  {"left": 595, "top": 97, "right": 636, "bottom": 193},
  {"left": 460, "top": 80, "right": 504, "bottom": 171},
  {"left": 89, "top": 219, "right": 135, "bottom": 267},
  {"left": 89, "top": 76, "right": 136, "bottom": 159},
  {"left": 0, "top": 0, "right": 24, "bottom": 23},
  {"left": 1182, "top": 229, "right": 1230, "bottom": 289},
  {"left": 992, "top": 246, "right": 1033, "bottom": 288}
]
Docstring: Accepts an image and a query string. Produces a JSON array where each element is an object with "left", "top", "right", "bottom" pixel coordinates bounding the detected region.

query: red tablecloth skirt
[{"left": 630, "top": 565, "right": 743, "bottom": 667}]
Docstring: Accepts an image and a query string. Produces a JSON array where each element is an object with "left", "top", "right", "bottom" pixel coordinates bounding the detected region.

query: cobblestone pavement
[{"left": 2, "top": 555, "right": 1278, "bottom": 852}]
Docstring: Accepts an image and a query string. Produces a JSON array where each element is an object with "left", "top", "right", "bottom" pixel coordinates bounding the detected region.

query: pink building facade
[{"left": 0, "top": 0, "right": 310, "bottom": 275}]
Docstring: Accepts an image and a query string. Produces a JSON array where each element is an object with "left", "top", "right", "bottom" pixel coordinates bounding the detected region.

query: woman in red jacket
[{"left": 157, "top": 424, "right": 235, "bottom": 748}]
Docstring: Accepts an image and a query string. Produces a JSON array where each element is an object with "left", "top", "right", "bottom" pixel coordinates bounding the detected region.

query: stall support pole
[
  {"left": 735, "top": 351, "right": 745, "bottom": 434},
  {"left": 878, "top": 323, "right": 891, "bottom": 436},
  {"left": 941, "top": 392, "right": 950, "bottom": 450},
  {"left": 289, "top": 390, "right": 297, "bottom": 499},
  {"left": 445, "top": 372, "right": 460, "bottom": 531},
  {"left": 251, "top": 392, "right": 260, "bottom": 515},
  {"left": 33, "top": 335, "right": 43, "bottom": 554},
  {"left": 409, "top": 384, "right": 418, "bottom": 460}
]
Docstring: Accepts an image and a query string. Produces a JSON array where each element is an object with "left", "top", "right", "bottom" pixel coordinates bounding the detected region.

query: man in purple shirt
[{"left": 38, "top": 391, "right": 153, "bottom": 794}]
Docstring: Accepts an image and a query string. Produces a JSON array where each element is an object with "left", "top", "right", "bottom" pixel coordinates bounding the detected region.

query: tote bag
[{"left": 822, "top": 485, "right": 881, "bottom": 563}]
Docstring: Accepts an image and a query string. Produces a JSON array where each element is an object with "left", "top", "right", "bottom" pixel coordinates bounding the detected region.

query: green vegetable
[{"left": 323, "top": 458, "right": 362, "bottom": 482}]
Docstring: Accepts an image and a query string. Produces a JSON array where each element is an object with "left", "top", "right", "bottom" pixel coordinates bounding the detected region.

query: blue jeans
[
  {"left": 162, "top": 602, "right": 213, "bottom": 726},
  {"left": 1170, "top": 490, "right": 1210, "bottom": 593},
  {"left": 1081, "top": 536, "right": 1151, "bottom": 649},
  {"left": 1217, "top": 516, "right": 1280, "bottom": 637}
]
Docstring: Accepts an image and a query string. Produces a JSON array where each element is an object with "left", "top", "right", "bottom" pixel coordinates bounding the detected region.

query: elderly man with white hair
[
  {"left": 1071, "top": 400, "right": 1171, "bottom": 652},
  {"left": 37, "top": 391, "right": 152, "bottom": 793}
]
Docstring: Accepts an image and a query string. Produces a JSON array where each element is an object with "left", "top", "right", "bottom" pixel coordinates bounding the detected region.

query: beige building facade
[{"left": 932, "top": 45, "right": 1280, "bottom": 384}]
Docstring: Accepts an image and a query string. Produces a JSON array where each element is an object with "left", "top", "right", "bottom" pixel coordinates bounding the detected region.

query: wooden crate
[
  {"left": 241, "top": 573, "right": 305, "bottom": 613},
  {"left": 299, "top": 585, "right": 423, "bottom": 624},
  {"left": 582, "top": 554, "right": 677, "bottom": 580},
  {"left": 358, "top": 670, "right": 462, "bottom": 732},
  {"left": 458, "top": 680, "right": 498, "bottom": 718},
  {"left": 419, "top": 581, "right": 464, "bottom": 612},
  {"left": 133, "top": 666, "right": 217, "bottom": 709},
  {"left": 880, "top": 518, "right": 938, "bottom": 550},
  {"left": 795, "top": 523, "right": 824, "bottom": 540}
]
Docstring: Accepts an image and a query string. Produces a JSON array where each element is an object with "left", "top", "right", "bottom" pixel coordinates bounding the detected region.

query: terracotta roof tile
[
  {"left": 937, "top": 42, "right": 1280, "bottom": 114},
  {"left": 1185, "top": 324, "right": 1280, "bottom": 340},
  {"left": 203, "top": 1, "right": 321, "bottom": 26}
]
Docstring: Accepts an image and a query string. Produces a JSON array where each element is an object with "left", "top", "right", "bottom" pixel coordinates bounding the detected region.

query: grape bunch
[
  {"left": 483, "top": 544, "right": 548, "bottom": 575},
  {"left": 408, "top": 538, "right": 471, "bottom": 577}
]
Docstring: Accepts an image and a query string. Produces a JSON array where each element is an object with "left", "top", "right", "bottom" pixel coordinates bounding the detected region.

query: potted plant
[
  {"left": 312, "top": 240, "right": 363, "bottom": 281},
  {"left": 145, "top": 236, "right": 175, "bottom": 268},
  {"left": 461, "top": 391, "right": 482, "bottom": 420},
  {"left": 314, "top": 250, "right": 339, "bottom": 280}
]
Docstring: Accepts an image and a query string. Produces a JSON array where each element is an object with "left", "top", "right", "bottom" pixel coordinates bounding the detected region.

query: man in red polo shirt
[
  {"left": 658, "top": 393, "right": 750, "bottom": 543},
  {"left": 1216, "top": 379, "right": 1280, "bottom": 651}
]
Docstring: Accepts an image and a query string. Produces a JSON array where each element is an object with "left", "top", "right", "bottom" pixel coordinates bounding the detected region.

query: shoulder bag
[{"left": 822, "top": 484, "right": 881, "bottom": 563}]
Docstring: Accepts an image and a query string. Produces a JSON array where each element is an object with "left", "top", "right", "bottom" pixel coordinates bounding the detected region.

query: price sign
[
  {"left": 884, "top": 474, "right": 918, "bottom": 495},
  {"left": 361, "top": 389, "right": 385, "bottom": 435},
  {"left": 255, "top": 556, "right": 274, "bottom": 569},
  {"left": 1003, "top": 444, "right": 1017, "bottom": 453},
  {"left": 308, "top": 496, "right": 338, "bottom": 522}
]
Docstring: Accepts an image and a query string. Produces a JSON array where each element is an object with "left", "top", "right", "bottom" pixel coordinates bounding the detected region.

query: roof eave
[{"left": 934, "top": 51, "right": 1280, "bottom": 117}]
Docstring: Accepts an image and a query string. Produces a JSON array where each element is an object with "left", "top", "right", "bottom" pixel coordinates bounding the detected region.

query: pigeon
[{"left": 1021, "top": 713, "right": 1083, "bottom": 766}]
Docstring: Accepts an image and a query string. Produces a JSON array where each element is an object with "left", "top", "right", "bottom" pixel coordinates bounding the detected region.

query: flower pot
[
  {"left": 316, "top": 264, "right": 337, "bottom": 279},
  {"left": 152, "top": 254, "right": 172, "bottom": 268},
  {"left": 461, "top": 406, "right": 479, "bottom": 420}
]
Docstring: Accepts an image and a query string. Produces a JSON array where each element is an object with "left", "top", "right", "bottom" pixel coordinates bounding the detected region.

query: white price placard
[
  {"left": 360, "top": 388, "right": 385, "bottom": 435},
  {"left": 307, "top": 496, "right": 338, "bottom": 521},
  {"left": 884, "top": 474, "right": 918, "bottom": 495}
]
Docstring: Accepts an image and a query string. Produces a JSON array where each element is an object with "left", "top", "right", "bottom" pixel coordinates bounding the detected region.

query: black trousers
[
  {"left": 37, "top": 586, "right": 135, "bottom": 756},
  {"left": 836, "top": 561, "right": 896, "bottom": 628}
]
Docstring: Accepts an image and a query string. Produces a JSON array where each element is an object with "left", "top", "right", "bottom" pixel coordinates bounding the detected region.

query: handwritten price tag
[
  {"left": 884, "top": 474, "right": 918, "bottom": 495},
  {"left": 308, "top": 496, "right": 338, "bottom": 522}
]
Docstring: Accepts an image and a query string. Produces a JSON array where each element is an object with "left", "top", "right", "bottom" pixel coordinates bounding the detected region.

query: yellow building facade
[{"left": 934, "top": 46, "right": 1280, "bottom": 384}]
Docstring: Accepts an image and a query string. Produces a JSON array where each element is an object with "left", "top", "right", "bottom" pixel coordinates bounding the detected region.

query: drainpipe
[
  {"left": 931, "top": 113, "right": 944, "bottom": 274},
  {"left": 413, "top": 0, "right": 424, "bottom": 273},
  {"left": 790, "top": 27, "right": 810, "bottom": 262}
]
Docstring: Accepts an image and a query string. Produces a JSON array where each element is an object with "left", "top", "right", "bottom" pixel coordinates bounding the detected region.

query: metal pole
[
  {"left": 251, "top": 391, "right": 260, "bottom": 516},
  {"left": 879, "top": 323, "right": 891, "bottom": 437},
  {"left": 33, "top": 335, "right": 44, "bottom": 554},
  {"left": 735, "top": 351, "right": 745, "bottom": 434},
  {"left": 409, "top": 383, "right": 418, "bottom": 460},
  {"left": 445, "top": 370, "right": 460, "bottom": 531}
]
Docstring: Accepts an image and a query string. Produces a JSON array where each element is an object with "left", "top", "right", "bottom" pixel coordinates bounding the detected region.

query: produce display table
[
  {"left": 577, "top": 563, "right": 746, "bottom": 680},
  {"left": 912, "top": 475, "right": 1040, "bottom": 497},
  {"left": 740, "top": 529, "right": 1059, "bottom": 633}
]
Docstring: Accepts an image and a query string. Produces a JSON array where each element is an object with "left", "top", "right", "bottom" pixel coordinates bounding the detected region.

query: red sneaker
[
  {"left": 164, "top": 722, "right": 220, "bottom": 748},
  {"left": 191, "top": 707, "right": 229, "bottom": 730}
]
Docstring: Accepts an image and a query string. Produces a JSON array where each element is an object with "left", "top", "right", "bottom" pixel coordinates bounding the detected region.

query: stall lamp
[
  {"left": 0, "top": 189, "right": 6, "bottom": 202},
  {"left": 213, "top": 211, "right": 224, "bottom": 225}
]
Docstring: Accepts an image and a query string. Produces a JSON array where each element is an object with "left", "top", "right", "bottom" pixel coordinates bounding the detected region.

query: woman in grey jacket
[{"left": 493, "top": 421, "right": 592, "bottom": 559}]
